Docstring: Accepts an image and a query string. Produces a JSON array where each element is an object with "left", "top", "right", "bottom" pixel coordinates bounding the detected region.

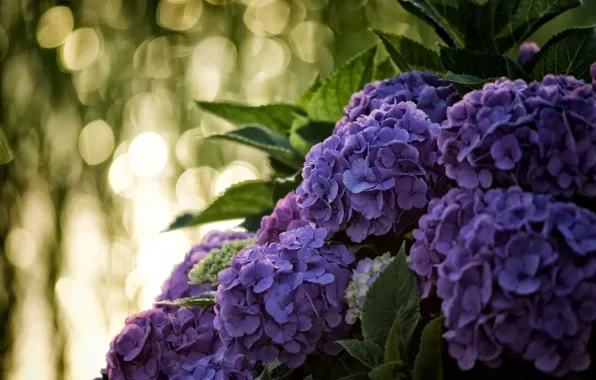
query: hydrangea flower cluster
[
  {"left": 410, "top": 186, "right": 596, "bottom": 376},
  {"left": 344, "top": 252, "right": 394, "bottom": 324},
  {"left": 517, "top": 42, "right": 540, "bottom": 66},
  {"left": 298, "top": 100, "right": 450, "bottom": 242},
  {"left": 106, "top": 307, "right": 254, "bottom": 379},
  {"left": 190, "top": 238, "right": 257, "bottom": 285},
  {"left": 256, "top": 192, "right": 308, "bottom": 245},
  {"left": 157, "top": 230, "right": 254, "bottom": 305},
  {"left": 214, "top": 224, "right": 354, "bottom": 368},
  {"left": 438, "top": 75, "right": 596, "bottom": 197},
  {"left": 334, "top": 71, "right": 458, "bottom": 135}
]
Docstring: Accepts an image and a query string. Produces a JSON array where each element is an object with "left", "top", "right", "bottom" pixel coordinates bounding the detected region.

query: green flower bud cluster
[{"left": 189, "top": 237, "right": 257, "bottom": 285}]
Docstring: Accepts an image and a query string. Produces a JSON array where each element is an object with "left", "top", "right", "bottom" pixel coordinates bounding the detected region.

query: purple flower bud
[{"left": 517, "top": 42, "right": 540, "bottom": 66}]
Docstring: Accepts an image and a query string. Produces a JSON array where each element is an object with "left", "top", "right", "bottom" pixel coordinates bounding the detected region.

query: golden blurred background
[{"left": 0, "top": 0, "right": 595, "bottom": 379}]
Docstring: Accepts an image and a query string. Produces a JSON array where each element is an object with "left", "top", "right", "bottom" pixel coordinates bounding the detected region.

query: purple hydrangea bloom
[
  {"left": 157, "top": 230, "right": 254, "bottom": 307},
  {"left": 170, "top": 348, "right": 253, "bottom": 380},
  {"left": 298, "top": 101, "right": 450, "bottom": 242},
  {"left": 344, "top": 253, "right": 394, "bottom": 324},
  {"left": 106, "top": 306, "right": 254, "bottom": 379},
  {"left": 410, "top": 186, "right": 596, "bottom": 376},
  {"left": 257, "top": 192, "right": 309, "bottom": 245},
  {"left": 334, "top": 71, "right": 458, "bottom": 135},
  {"left": 517, "top": 42, "right": 540, "bottom": 66},
  {"left": 214, "top": 224, "right": 354, "bottom": 368},
  {"left": 439, "top": 75, "right": 596, "bottom": 197}
]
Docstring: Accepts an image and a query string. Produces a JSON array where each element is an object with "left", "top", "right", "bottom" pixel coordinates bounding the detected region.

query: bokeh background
[{"left": 0, "top": 0, "right": 595, "bottom": 379}]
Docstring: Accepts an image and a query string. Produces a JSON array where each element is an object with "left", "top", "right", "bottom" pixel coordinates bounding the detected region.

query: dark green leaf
[
  {"left": 298, "top": 75, "right": 323, "bottom": 109},
  {"left": 385, "top": 313, "right": 401, "bottom": 363},
  {"left": 372, "top": 57, "right": 398, "bottom": 81},
  {"left": 368, "top": 362, "right": 407, "bottom": 380},
  {"left": 207, "top": 126, "right": 303, "bottom": 169},
  {"left": 373, "top": 30, "right": 444, "bottom": 74},
  {"left": 337, "top": 375, "right": 369, "bottom": 380},
  {"left": 527, "top": 26, "right": 596, "bottom": 82},
  {"left": 440, "top": 47, "right": 529, "bottom": 81},
  {"left": 196, "top": 101, "right": 305, "bottom": 134},
  {"left": 397, "top": 0, "right": 488, "bottom": 49},
  {"left": 154, "top": 292, "right": 216, "bottom": 308},
  {"left": 163, "top": 180, "right": 273, "bottom": 231},
  {"left": 361, "top": 245, "right": 420, "bottom": 349},
  {"left": 305, "top": 46, "right": 377, "bottom": 122},
  {"left": 272, "top": 173, "right": 300, "bottom": 203},
  {"left": 338, "top": 340, "right": 384, "bottom": 369},
  {"left": 239, "top": 211, "right": 271, "bottom": 232},
  {"left": 256, "top": 360, "right": 294, "bottom": 380},
  {"left": 442, "top": 71, "right": 497, "bottom": 95},
  {"left": 397, "top": 0, "right": 457, "bottom": 47},
  {"left": 494, "top": 0, "right": 582, "bottom": 53},
  {"left": 162, "top": 212, "right": 197, "bottom": 232},
  {"left": 0, "top": 127, "right": 13, "bottom": 165},
  {"left": 412, "top": 316, "right": 445, "bottom": 380},
  {"left": 269, "top": 157, "right": 298, "bottom": 177},
  {"left": 290, "top": 114, "right": 335, "bottom": 155}
]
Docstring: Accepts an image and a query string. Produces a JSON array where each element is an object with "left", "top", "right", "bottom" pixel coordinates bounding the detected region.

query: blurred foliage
[{"left": 0, "top": 0, "right": 594, "bottom": 379}]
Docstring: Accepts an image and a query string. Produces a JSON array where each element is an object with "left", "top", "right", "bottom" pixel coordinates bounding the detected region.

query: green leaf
[
  {"left": 440, "top": 47, "right": 529, "bottom": 81},
  {"left": 207, "top": 126, "right": 303, "bottom": 170},
  {"left": 361, "top": 246, "right": 420, "bottom": 350},
  {"left": 163, "top": 180, "right": 274, "bottom": 231},
  {"left": 368, "top": 362, "right": 407, "bottom": 380},
  {"left": 372, "top": 57, "right": 398, "bottom": 81},
  {"left": 289, "top": 114, "right": 335, "bottom": 155},
  {"left": 527, "top": 26, "right": 596, "bottom": 82},
  {"left": 337, "top": 375, "right": 369, "bottom": 380},
  {"left": 442, "top": 71, "right": 497, "bottom": 95},
  {"left": 338, "top": 340, "right": 384, "bottom": 369},
  {"left": 305, "top": 45, "right": 377, "bottom": 122},
  {"left": 162, "top": 212, "right": 197, "bottom": 232},
  {"left": 272, "top": 173, "right": 300, "bottom": 203},
  {"left": 196, "top": 101, "right": 305, "bottom": 135},
  {"left": 298, "top": 75, "right": 323, "bottom": 109},
  {"left": 239, "top": 210, "right": 271, "bottom": 232},
  {"left": 0, "top": 127, "right": 13, "bottom": 165},
  {"left": 397, "top": 0, "right": 457, "bottom": 47},
  {"left": 373, "top": 30, "right": 444, "bottom": 74},
  {"left": 397, "top": 0, "right": 487, "bottom": 49},
  {"left": 256, "top": 360, "right": 293, "bottom": 380},
  {"left": 154, "top": 292, "right": 216, "bottom": 308},
  {"left": 412, "top": 316, "right": 445, "bottom": 380},
  {"left": 384, "top": 313, "right": 401, "bottom": 363},
  {"left": 494, "top": 0, "right": 582, "bottom": 53}
]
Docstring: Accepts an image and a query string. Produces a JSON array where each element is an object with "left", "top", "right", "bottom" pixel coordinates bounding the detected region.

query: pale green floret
[{"left": 189, "top": 237, "right": 257, "bottom": 285}]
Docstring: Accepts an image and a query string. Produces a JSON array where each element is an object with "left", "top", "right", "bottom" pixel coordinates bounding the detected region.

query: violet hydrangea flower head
[
  {"left": 410, "top": 186, "right": 596, "bottom": 376},
  {"left": 106, "top": 306, "right": 255, "bottom": 379},
  {"left": 439, "top": 75, "right": 596, "bottom": 197},
  {"left": 517, "top": 42, "right": 540, "bottom": 66},
  {"left": 214, "top": 224, "right": 354, "bottom": 368},
  {"left": 344, "top": 252, "right": 394, "bottom": 324},
  {"left": 298, "top": 100, "right": 450, "bottom": 242},
  {"left": 257, "top": 192, "right": 309, "bottom": 244},
  {"left": 334, "top": 71, "right": 459, "bottom": 134},
  {"left": 157, "top": 230, "right": 254, "bottom": 306}
]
